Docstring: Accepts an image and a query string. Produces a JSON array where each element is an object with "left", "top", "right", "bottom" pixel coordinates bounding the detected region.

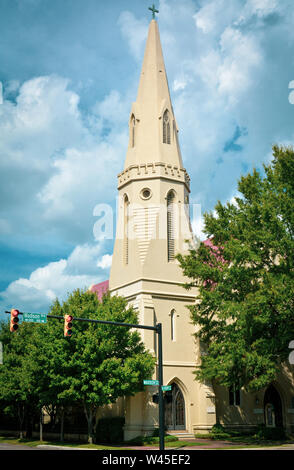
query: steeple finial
[{"left": 148, "top": 4, "right": 159, "bottom": 20}]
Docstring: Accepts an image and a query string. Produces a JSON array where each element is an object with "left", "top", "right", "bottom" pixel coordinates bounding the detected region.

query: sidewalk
[
  {"left": 173, "top": 438, "right": 294, "bottom": 450},
  {"left": 125, "top": 438, "right": 294, "bottom": 451},
  {"left": 37, "top": 439, "right": 294, "bottom": 451}
]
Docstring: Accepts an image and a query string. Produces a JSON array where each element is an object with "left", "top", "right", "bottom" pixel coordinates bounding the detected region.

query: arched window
[
  {"left": 171, "top": 309, "right": 176, "bottom": 341},
  {"left": 163, "top": 110, "right": 171, "bottom": 144},
  {"left": 124, "top": 195, "right": 129, "bottom": 264},
  {"left": 167, "top": 191, "right": 175, "bottom": 261},
  {"left": 130, "top": 114, "right": 136, "bottom": 147}
]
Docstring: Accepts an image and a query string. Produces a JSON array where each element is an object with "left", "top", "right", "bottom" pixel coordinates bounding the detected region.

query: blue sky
[{"left": 1, "top": 0, "right": 294, "bottom": 318}]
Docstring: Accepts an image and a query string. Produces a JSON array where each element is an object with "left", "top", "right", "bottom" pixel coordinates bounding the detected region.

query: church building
[{"left": 91, "top": 17, "right": 294, "bottom": 440}]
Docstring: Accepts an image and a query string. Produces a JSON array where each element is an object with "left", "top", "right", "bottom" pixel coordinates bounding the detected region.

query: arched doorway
[
  {"left": 164, "top": 383, "right": 185, "bottom": 430},
  {"left": 264, "top": 384, "right": 283, "bottom": 427}
]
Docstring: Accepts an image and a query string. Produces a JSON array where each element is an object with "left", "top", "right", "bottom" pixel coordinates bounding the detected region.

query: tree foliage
[
  {"left": 0, "top": 321, "right": 39, "bottom": 436},
  {"left": 177, "top": 145, "right": 294, "bottom": 391},
  {"left": 0, "top": 289, "right": 155, "bottom": 441}
]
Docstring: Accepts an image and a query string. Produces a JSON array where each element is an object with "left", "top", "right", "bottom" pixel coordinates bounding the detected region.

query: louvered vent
[
  {"left": 133, "top": 206, "right": 159, "bottom": 263},
  {"left": 167, "top": 191, "right": 175, "bottom": 262},
  {"left": 124, "top": 196, "right": 129, "bottom": 264}
]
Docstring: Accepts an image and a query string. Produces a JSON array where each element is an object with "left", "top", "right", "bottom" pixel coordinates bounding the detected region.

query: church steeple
[
  {"left": 123, "top": 19, "right": 184, "bottom": 170},
  {"left": 110, "top": 17, "right": 193, "bottom": 291}
]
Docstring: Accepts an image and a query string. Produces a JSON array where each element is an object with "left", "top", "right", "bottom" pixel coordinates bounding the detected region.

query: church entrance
[
  {"left": 164, "top": 383, "right": 185, "bottom": 430},
  {"left": 264, "top": 384, "right": 283, "bottom": 428}
]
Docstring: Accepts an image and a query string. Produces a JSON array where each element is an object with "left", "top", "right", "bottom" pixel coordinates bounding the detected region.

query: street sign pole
[{"left": 157, "top": 323, "right": 164, "bottom": 452}]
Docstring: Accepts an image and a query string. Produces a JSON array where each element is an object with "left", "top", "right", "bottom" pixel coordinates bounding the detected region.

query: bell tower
[{"left": 109, "top": 17, "right": 216, "bottom": 439}]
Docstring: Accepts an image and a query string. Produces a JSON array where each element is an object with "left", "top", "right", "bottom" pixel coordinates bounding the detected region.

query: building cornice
[
  {"left": 118, "top": 162, "right": 190, "bottom": 191},
  {"left": 110, "top": 277, "right": 197, "bottom": 302}
]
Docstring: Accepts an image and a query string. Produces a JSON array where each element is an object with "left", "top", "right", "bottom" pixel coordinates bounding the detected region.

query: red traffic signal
[
  {"left": 64, "top": 314, "right": 73, "bottom": 337},
  {"left": 10, "top": 309, "right": 19, "bottom": 332}
]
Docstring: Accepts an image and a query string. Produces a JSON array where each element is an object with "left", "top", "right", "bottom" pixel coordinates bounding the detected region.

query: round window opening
[{"left": 141, "top": 188, "right": 152, "bottom": 200}]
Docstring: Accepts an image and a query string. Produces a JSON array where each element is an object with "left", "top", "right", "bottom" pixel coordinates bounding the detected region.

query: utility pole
[{"left": 157, "top": 323, "right": 164, "bottom": 451}]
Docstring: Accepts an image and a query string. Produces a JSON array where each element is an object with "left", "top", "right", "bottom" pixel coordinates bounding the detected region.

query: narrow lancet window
[
  {"left": 171, "top": 309, "right": 176, "bottom": 341},
  {"left": 163, "top": 110, "right": 171, "bottom": 144},
  {"left": 130, "top": 114, "right": 136, "bottom": 147},
  {"left": 167, "top": 191, "right": 175, "bottom": 261}
]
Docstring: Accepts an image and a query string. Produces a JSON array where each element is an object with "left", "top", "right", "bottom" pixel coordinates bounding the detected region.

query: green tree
[
  {"left": 177, "top": 145, "right": 294, "bottom": 392},
  {"left": 0, "top": 320, "right": 39, "bottom": 437},
  {"left": 27, "top": 299, "right": 73, "bottom": 441},
  {"left": 31, "top": 289, "right": 155, "bottom": 443}
]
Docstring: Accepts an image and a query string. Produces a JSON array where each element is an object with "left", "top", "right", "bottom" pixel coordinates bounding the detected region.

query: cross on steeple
[{"left": 149, "top": 4, "right": 159, "bottom": 20}]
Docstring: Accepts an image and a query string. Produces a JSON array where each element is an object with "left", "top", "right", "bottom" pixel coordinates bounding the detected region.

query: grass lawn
[
  {"left": 0, "top": 436, "right": 134, "bottom": 450},
  {"left": 1, "top": 433, "right": 292, "bottom": 450},
  {"left": 0, "top": 434, "right": 211, "bottom": 450}
]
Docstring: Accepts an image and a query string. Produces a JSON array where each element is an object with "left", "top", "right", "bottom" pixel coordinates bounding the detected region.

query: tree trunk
[
  {"left": 39, "top": 409, "right": 43, "bottom": 442},
  {"left": 17, "top": 403, "right": 25, "bottom": 439},
  {"left": 83, "top": 404, "right": 94, "bottom": 444}
]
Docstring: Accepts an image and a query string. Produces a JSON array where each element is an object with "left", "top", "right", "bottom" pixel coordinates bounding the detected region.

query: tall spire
[{"left": 123, "top": 19, "right": 184, "bottom": 170}]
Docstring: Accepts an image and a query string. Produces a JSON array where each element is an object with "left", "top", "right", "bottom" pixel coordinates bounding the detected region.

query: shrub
[
  {"left": 210, "top": 423, "right": 232, "bottom": 440},
  {"left": 253, "top": 424, "right": 286, "bottom": 441},
  {"left": 95, "top": 417, "right": 125, "bottom": 444},
  {"left": 126, "top": 434, "right": 178, "bottom": 446},
  {"left": 210, "top": 423, "right": 226, "bottom": 435}
]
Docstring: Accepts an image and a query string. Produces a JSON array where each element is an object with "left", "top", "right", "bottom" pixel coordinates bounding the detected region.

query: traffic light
[
  {"left": 10, "top": 309, "right": 19, "bottom": 332},
  {"left": 64, "top": 314, "right": 73, "bottom": 337}
]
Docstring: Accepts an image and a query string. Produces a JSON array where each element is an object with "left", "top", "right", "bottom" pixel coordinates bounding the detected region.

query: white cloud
[
  {"left": 0, "top": 74, "right": 129, "bottom": 244},
  {"left": 118, "top": 11, "right": 148, "bottom": 61},
  {"left": 97, "top": 254, "right": 112, "bottom": 269},
  {"left": 218, "top": 27, "right": 262, "bottom": 100},
  {"left": 16, "top": 76, "right": 79, "bottom": 131},
  {"left": 0, "top": 75, "right": 86, "bottom": 193},
  {"left": 194, "top": 0, "right": 221, "bottom": 34},
  {"left": 173, "top": 79, "right": 187, "bottom": 92},
  {"left": 244, "top": 0, "right": 278, "bottom": 18},
  {"left": 92, "top": 90, "right": 129, "bottom": 126},
  {"left": 191, "top": 215, "right": 206, "bottom": 241},
  {"left": 0, "top": 242, "right": 109, "bottom": 312},
  {"left": 193, "top": 0, "right": 238, "bottom": 36}
]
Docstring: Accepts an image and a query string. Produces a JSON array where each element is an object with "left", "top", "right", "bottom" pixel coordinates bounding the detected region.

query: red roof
[{"left": 90, "top": 280, "right": 109, "bottom": 301}]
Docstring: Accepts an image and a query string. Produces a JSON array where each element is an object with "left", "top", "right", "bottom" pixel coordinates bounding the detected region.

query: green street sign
[
  {"left": 23, "top": 312, "right": 47, "bottom": 324},
  {"left": 162, "top": 385, "right": 172, "bottom": 391},
  {"left": 143, "top": 379, "right": 159, "bottom": 386}
]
